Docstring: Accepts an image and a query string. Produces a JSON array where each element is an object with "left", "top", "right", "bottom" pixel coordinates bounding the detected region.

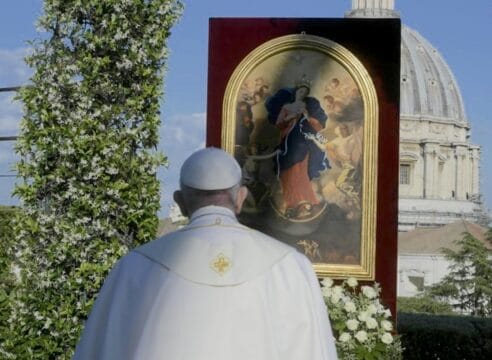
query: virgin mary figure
[{"left": 265, "top": 80, "right": 330, "bottom": 220}]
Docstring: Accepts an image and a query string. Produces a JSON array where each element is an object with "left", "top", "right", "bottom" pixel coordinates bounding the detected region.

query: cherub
[
  {"left": 304, "top": 123, "right": 362, "bottom": 217},
  {"left": 297, "top": 239, "right": 321, "bottom": 260}
]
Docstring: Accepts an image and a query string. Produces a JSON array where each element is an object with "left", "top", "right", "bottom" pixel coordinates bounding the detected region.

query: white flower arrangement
[{"left": 322, "top": 277, "right": 403, "bottom": 359}]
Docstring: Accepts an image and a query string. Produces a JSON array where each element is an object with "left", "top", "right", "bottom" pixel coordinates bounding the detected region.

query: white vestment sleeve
[
  {"left": 73, "top": 252, "right": 167, "bottom": 360},
  {"left": 298, "top": 254, "right": 339, "bottom": 359},
  {"left": 268, "top": 252, "right": 338, "bottom": 360}
]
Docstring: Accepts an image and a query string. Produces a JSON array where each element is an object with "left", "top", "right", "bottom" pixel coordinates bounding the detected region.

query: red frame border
[{"left": 207, "top": 18, "right": 401, "bottom": 316}]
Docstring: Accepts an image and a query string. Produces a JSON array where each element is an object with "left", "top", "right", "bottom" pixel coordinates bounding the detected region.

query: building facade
[{"left": 347, "top": 0, "right": 489, "bottom": 231}]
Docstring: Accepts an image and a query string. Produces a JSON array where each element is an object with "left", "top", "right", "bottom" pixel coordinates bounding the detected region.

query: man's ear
[
  {"left": 173, "top": 191, "right": 189, "bottom": 217},
  {"left": 234, "top": 186, "right": 249, "bottom": 214}
]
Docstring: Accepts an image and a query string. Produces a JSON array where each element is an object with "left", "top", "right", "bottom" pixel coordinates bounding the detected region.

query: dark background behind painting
[{"left": 207, "top": 18, "right": 400, "bottom": 316}]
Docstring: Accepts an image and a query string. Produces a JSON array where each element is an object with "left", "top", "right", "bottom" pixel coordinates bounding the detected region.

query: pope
[{"left": 73, "top": 147, "right": 338, "bottom": 360}]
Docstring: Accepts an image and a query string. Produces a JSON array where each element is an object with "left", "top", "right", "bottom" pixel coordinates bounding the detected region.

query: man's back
[{"left": 74, "top": 206, "right": 338, "bottom": 359}]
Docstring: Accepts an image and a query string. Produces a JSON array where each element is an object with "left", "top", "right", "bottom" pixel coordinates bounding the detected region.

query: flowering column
[{"left": 5, "top": 1, "right": 183, "bottom": 358}]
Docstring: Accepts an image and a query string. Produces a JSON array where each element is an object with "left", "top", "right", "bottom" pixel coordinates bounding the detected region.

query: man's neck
[{"left": 189, "top": 205, "right": 236, "bottom": 221}]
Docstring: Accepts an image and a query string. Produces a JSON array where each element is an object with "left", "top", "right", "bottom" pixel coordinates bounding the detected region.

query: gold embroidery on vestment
[{"left": 210, "top": 253, "right": 231, "bottom": 275}]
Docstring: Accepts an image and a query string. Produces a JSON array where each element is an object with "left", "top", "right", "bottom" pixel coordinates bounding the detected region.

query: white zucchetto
[{"left": 180, "top": 147, "right": 242, "bottom": 190}]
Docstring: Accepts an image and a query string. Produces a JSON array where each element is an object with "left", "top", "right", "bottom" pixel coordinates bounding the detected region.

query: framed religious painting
[{"left": 207, "top": 18, "right": 400, "bottom": 310}]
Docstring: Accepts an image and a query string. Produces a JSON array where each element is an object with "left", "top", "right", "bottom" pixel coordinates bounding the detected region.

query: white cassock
[{"left": 73, "top": 206, "right": 338, "bottom": 360}]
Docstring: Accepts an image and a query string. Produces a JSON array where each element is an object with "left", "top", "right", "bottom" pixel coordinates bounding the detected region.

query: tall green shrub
[
  {"left": 0, "top": 206, "right": 17, "bottom": 291},
  {"left": 427, "top": 232, "right": 492, "bottom": 316},
  {"left": 397, "top": 295, "right": 454, "bottom": 315},
  {"left": 3, "top": 1, "right": 182, "bottom": 358},
  {"left": 0, "top": 206, "right": 18, "bottom": 359}
]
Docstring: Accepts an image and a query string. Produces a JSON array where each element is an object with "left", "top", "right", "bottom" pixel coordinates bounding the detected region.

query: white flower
[
  {"left": 321, "top": 286, "right": 332, "bottom": 297},
  {"left": 11, "top": 264, "right": 21, "bottom": 281},
  {"left": 138, "top": 48, "right": 146, "bottom": 60},
  {"left": 358, "top": 311, "right": 370, "bottom": 322},
  {"left": 383, "top": 309, "right": 392, "bottom": 318},
  {"left": 43, "top": 317, "right": 52, "bottom": 329},
  {"left": 339, "top": 332, "right": 351, "bottom": 343},
  {"left": 346, "top": 319, "right": 359, "bottom": 331},
  {"left": 114, "top": 29, "right": 128, "bottom": 41},
  {"left": 381, "top": 332, "right": 393, "bottom": 344},
  {"left": 116, "top": 58, "right": 133, "bottom": 70},
  {"left": 330, "top": 293, "right": 341, "bottom": 304},
  {"left": 147, "top": 165, "right": 157, "bottom": 174},
  {"left": 355, "top": 330, "right": 368, "bottom": 343},
  {"left": 361, "top": 286, "right": 377, "bottom": 299},
  {"left": 158, "top": 3, "right": 172, "bottom": 15},
  {"left": 344, "top": 301, "right": 356, "bottom": 313},
  {"left": 347, "top": 277, "right": 358, "bottom": 287},
  {"left": 332, "top": 285, "right": 344, "bottom": 296},
  {"left": 367, "top": 304, "right": 378, "bottom": 315},
  {"left": 33, "top": 311, "right": 43, "bottom": 320},
  {"left": 381, "top": 320, "right": 393, "bottom": 331},
  {"left": 365, "top": 317, "right": 378, "bottom": 329}
]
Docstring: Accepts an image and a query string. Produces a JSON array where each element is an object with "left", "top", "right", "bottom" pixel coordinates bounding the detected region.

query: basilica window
[{"left": 400, "top": 164, "right": 411, "bottom": 185}]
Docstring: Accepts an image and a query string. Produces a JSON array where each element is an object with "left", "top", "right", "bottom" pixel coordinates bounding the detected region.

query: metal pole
[
  {"left": 0, "top": 87, "right": 20, "bottom": 140},
  {"left": 0, "top": 86, "right": 20, "bottom": 180},
  {"left": 0, "top": 136, "right": 18, "bottom": 141},
  {"left": 0, "top": 86, "right": 21, "bottom": 92}
]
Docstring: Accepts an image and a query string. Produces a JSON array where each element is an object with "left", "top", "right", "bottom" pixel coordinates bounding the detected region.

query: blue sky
[{"left": 0, "top": 0, "right": 491, "bottom": 218}]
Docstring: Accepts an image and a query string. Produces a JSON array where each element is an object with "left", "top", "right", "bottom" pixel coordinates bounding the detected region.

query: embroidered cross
[{"left": 210, "top": 253, "right": 231, "bottom": 275}]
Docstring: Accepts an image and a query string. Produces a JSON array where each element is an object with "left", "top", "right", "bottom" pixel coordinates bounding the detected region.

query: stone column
[
  {"left": 454, "top": 145, "right": 467, "bottom": 200},
  {"left": 433, "top": 150, "right": 442, "bottom": 198},
  {"left": 353, "top": 0, "right": 395, "bottom": 9},
  {"left": 347, "top": 0, "right": 399, "bottom": 18},
  {"left": 470, "top": 146, "right": 480, "bottom": 196},
  {"left": 423, "top": 143, "right": 438, "bottom": 198}
]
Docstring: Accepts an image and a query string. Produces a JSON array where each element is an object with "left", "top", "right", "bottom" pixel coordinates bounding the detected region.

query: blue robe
[{"left": 265, "top": 88, "right": 330, "bottom": 179}]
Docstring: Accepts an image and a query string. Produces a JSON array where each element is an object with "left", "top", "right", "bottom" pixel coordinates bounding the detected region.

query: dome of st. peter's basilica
[{"left": 346, "top": 0, "right": 489, "bottom": 230}]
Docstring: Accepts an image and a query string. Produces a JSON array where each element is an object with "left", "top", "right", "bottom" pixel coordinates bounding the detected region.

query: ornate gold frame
[{"left": 221, "top": 34, "right": 378, "bottom": 280}]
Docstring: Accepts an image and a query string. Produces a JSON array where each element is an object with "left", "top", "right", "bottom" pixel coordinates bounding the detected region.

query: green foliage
[
  {"left": 0, "top": 206, "right": 19, "bottom": 359},
  {"left": 0, "top": 206, "right": 18, "bottom": 288},
  {"left": 2, "top": 1, "right": 182, "bottom": 358},
  {"left": 397, "top": 295, "right": 454, "bottom": 315},
  {"left": 397, "top": 312, "right": 492, "bottom": 359},
  {"left": 426, "top": 231, "right": 492, "bottom": 316}
]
